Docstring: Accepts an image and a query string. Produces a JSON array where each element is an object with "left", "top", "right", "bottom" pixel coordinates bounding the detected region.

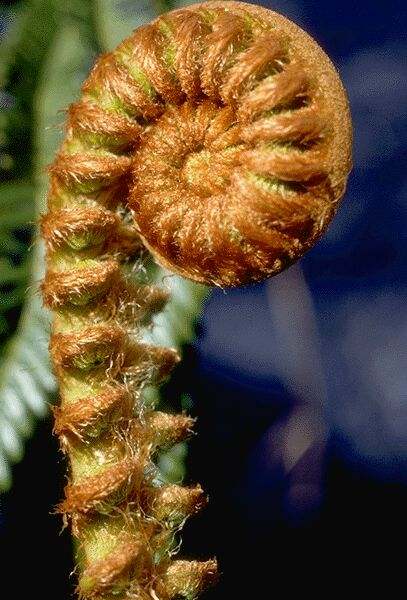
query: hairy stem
[
  {"left": 41, "top": 2, "right": 351, "bottom": 598},
  {"left": 42, "top": 165, "right": 216, "bottom": 597}
]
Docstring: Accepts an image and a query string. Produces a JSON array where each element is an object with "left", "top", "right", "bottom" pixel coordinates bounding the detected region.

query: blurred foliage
[{"left": 0, "top": 0, "right": 207, "bottom": 491}]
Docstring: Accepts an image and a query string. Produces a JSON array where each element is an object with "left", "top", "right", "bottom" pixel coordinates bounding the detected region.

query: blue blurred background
[{"left": 1, "top": 0, "right": 406, "bottom": 595}]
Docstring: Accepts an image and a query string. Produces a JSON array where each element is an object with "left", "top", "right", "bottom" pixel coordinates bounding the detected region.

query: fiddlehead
[{"left": 41, "top": 2, "right": 352, "bottom": 599}]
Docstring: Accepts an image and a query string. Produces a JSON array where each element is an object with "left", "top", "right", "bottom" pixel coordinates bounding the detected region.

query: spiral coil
[{"left": 42, "top": 2, "right": 351, "bottom": 598}]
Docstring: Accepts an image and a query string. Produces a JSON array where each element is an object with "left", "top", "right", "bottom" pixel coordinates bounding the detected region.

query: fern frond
[{"left": 0, "top": 289, "right": 56, "bottom": 491}]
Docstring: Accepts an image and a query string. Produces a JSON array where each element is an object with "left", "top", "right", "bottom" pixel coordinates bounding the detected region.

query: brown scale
[
  {"left": 61, "top": 457, "right": 140, "bottom": 515},
  {"left": 41, "top": 206, "right": 118, "bottom": 251},
  {"left": 67, "top": 101, "right": 143, "bottom": 151},
  {"left": 50, "top": 153, "right": 132, "bottom": 189},
  {"left": 82, "top": 52, "right": 165, "bottom": 120},
  {"left": 42, "top": 260, "right": 120, "bottom": 309},
  {"left": 42, "top": 2, "right": 351, "bottom": 599},
  {"left": 53, "top": 386, "right": 133, "bottom": 443},
  {"left": 79, "top": 537, "right": 144, "bottom": 598},
  {"left": 220, "top": 30, "right": 286, "bottom": 103},
  {"left": 147, "top": 484, "right": 208, "bottom": 523}
]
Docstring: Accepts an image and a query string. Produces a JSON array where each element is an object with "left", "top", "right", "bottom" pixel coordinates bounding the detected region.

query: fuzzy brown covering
[{"left": 42, "top": 2, "right": 351, "bottom": 599}]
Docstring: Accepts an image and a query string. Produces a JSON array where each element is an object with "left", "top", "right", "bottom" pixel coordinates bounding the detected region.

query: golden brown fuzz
[
  {"left": 42, "top": 2, "right": 352, "bottom": 599},
  {"left": 128, "top": 1, "right": 352, "bottom": 286}
]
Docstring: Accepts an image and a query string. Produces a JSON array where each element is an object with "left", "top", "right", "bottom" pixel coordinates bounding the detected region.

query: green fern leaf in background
[{"left": 0, "top": 0, "right": 98, "bottom": 492}]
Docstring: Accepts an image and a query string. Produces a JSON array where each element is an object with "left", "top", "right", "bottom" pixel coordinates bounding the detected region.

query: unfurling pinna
[{"left": 41, "top": 2, "right": 352, "bottom": 598}]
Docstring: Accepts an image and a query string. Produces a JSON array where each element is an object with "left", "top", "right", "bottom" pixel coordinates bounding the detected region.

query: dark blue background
[{"left": 2, "top": 0, "right": 407, "bottom": 595}]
